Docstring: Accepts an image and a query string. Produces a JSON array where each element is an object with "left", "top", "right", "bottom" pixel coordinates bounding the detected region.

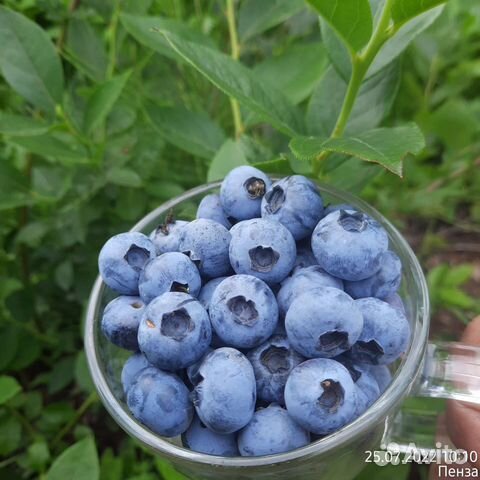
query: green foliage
[{"left": 0, "top": 0, "right": 478, "bottom": 479}]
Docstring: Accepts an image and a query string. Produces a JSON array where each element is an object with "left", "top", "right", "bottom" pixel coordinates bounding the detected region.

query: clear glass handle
[
  {"left": 382, "top": 341, "right": 480, "bottom": 455},
  {"left": 419, "top": 342, "right": 480, "bottom": 404}
]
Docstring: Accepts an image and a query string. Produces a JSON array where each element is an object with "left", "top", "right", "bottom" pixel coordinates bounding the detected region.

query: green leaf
[
  {"left": 307, "top": 0, "right": 373, "bottom": 52},
  {"left": 0, "top": 375, "right": 22, "bottom": 404},
  {"left": 83, "top": 70, "right": 132, "bottom": 134},
  {"left": 290, "top": 123, "right": 425, "bottom": 176},
  {"left": 146, "top": 103, "right": 225, "bottom": 159},
  {"left": 47, "top": 437, "right": 99, "bottom": 480},
  {"left": 107, "top": 167, "right": 142, "bottom": 188},
  {"left": 254, "top": 43, "right": 328, "bottom": 104},
  {"left": 75, "top": 352, "right": 95, "bottom": 394},
  {"left": 207, "top": 139, "right": 248, "bottom": 182},
  {"left": 47, "top": 356, "right": 75, "bottom": 394},
  {"left": 160, "top": 31, "right": 304, "bottom": 136},
  {"left": 9, "top": 134, "right": 88, "bottom": 164},
  {"left": 307, "top": 61, "right": 401, "bottom": 137},
  {"left": 238, "top": 0, "right": 305, "bottom": 41},
  {"left": 120, "top": 13, "right": 215, "bottom": 61},
  {"left": 155, "top": 459, "right": 188, "bottom": 480},
  {"left": 0, "top": 112, "right": 50, "bottom": 136},
  {"left": 65, "top": 18, "right": 108, "bottom": 83},
  {"left": 392, "top": 0, "right": 447, "bottom": 26},
  {"left": 0, "top": 6, "right": 64, "bottom": 115},
  {"left": 27, "top": 440, "right": 50, "bottom": 472},
  {"left": 323, "top": 6, "right": 444, "bottom": 80},
  {"left": 0, "top": 412, "right": 21, "bottom": 455}
]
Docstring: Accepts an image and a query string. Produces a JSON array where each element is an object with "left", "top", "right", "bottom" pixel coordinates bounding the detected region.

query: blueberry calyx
[
  {"left": 131, "top": 301, "right": 143, "bottom": 309},
  {"left": 170, "top": 281, "right": 190, "bottom": 294},
  {"left": 318, "top": 379, "right": 344, "bottom": 413},
  {"left": 260, "top": 345, "right": 290, "bottom": 374},
  {"left": 337, "top": 210, "right": 367, "bottom": 233},
  {"left": 264, "top": 186, "right": 286, "bottom": 214},
  {"left": 317, "top": 331, "right": 349, "bottom": 353},
  {"left": 355, "top": 340, "right": 384, "bottom": 364},
  {"left": 249, "top": 246, "right": 280, "bottom": 273},
  {"left": 182, "top": 250, "right": 202, "bottom": 269},
  {"left": 244, "top": 177, "right": 266, "bottom": 199},
  {"left": 227, "top": 296, "right": 259, "bottom": 326},
  {"left": 161, "top": 308, "right": 194, "bottom": 341},
  {"left": 124, "top": 244, "right": 150, "bottom": 271}
]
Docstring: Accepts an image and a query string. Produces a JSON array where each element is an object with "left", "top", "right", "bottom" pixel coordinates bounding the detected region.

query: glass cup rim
[{"left": 84, "top": 180, "right": 430, "bottom": 467}]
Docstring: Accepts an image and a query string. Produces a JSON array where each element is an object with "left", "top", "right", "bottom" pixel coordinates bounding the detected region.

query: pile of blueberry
[{"left": 98, "top": 166, "right": 410, "bottom": 457}]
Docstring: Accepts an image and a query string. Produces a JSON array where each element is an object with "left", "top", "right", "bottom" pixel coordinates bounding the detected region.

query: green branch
[
  {"left": 226, "top": 0, "right": 244, "bottom": 139},
  {"left": 313, "top": 0, "right": 395, "bottom": 175}
]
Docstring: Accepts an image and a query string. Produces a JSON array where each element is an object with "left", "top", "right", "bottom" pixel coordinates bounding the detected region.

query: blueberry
[
  {"left": 351, "top": 365, "right": 380, "bottom": 418},
  {"left": 150, "top": 217, "right": 188, "bottom": 255},
  {"left": 127, "top": 367, "right": 193, "bottom": 437},
  {"left": 137, "top": 292, "right": 211, "bottom": 371},
  {"left": 229, "top": 218, "right": 296, "bottom": 284},
  {"left": 323, "top": 203, "right": 355, "bottom": 216},
  {"left": 101, "top": 296, "right": 145, "bottom": 350},
  {"left": 364, "top": 365, "right": 392, "bottom": 393},
  {"left": 220, "top": 166, "right": 271, "bottom": 221},
  {"left": 345, "top": 251, "right": 402, "bottom": 299},
  {"left": 284, "top": 358, "right": 357, "bottom": 435},
  {"left": 277, "top": 266, "right": 343, "bottom": 318},
  {"left": 311, "top": 210, "right": 388, "bottom": 281},
  {"left": 238, "top": 404, "right": 310, "bottom": 456},
  {"left": 285, "top": 287, "right": 363, "bottom": 358},
  {"left": 384, "top": 292, "right": 406, "bottom": 315},
  {"left": 198, "top": 277, "right": 227, "bottom": 312},
  {"left": 192, "top": 347, "right": 256, "bottom": 434},
  {"left": 197, "top": 194, "right": 233, "bottom": 229},
  {"left": 182, "top": 415, "right": 239, "bottom": 456},
  {"left": 186, "top": 348, "right": 213, "bottom": 386},
  {"left": 261, "top": 175, "right": 324, "bottom": 240},
  {"left": 209, "top": 275, "right": 278, "bottom": 349},
  {"left": 121, "top": 352, "right": 151, "bottom": 395},
  {"left": 138, "top": 252, "right": 202, "bottom": 304},
  {"left": 98, "top": 232, "right": 156, "bottom": 295},
  {"left": 291, "top": 240, "right": 317, "bottom": 273},
  {"left": 247, "top": 335, "right": 304, "bottom": 404},
  {"left": 178, "top": 219, "right": 232, "bottom": 278},
  {"left": 351, "top": 298, "right": 410, "bottom": 365}
]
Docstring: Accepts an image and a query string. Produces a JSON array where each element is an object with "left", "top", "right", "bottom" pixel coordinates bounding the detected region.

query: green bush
[{"left": 0, "top": 0, "right": 478, "bottom": 479}]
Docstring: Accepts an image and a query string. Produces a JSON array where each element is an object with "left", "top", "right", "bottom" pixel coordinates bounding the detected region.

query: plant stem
[
  {"left": 51, "top": 392, "right": 99, "bottom": 448},
  {"left": 226, "top": 0, "right": 244, "bottom": 139},
  {"left": 313, "top": 0, "right": 395, "bottom": 175}
]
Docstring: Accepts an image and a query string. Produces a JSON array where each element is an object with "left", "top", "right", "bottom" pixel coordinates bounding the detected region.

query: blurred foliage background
[{"left": 0, "top": 0, "right": 479, "bottom": 479}]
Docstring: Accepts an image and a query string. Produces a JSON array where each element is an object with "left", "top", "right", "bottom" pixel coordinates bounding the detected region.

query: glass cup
[{"left": 84, "top": 181, "right": 480, "bottom": 480}]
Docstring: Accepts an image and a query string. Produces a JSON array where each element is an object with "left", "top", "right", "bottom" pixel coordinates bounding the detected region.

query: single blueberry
[
  {"left": 138, "top": 252, "right": 202, "bottom": 304},
  {"left": 192, "top": 347, "right": 256, "bottom": 434},
  {"left": 284, "top": 358, "right": 358, "bottom": 435},
  {"left": 209, "top": 275, "right": 278, "bottom": 349},
  {"left": 98, "top": 232, "right": 156, "bottom": 295},
  {"left": 197, "top": 194, "right": 234, "bottom": 229},
  {"left": 121, "top": 352, "right": 151, "bottom": 395},
  {"left": 229, "top": 218, "right": 296, "bottom": 284},
  {"left": 351, "top": 297, "right": 411, "bottom": 365},
  {"left": 178, "top": 219, "right": 232, "bottom": 278},
  {"left": 137, "top": 292, "right": 211, "bottom": 371},
  {"left": 127, "top": 367, "right": 193, "bottom": 437},
  {"left": 238, "top": 404, "right": 310, "bottom": 456},
  {"left": 149, "top": 216, "right": 188, "bottom": 255},
  {"left": 101, "top": 295, "right": 145, "bottom": 351},
  {"left": 182, "top": 415, "right": 239, "bottom": 456},
  {"left": 364, "top": 364, "right": 392, "bottom": 394},
  {"left": 277, "top": 265, "right": 344, "bottom": 318},
  {"left": 311, "top": 210, "right": 388, "bottom": 281},
  {"left": 247, "top": 335, "right": 304, "bottom": 404},
  {"left": 345, "top": 251, "right": 402, "bottom": 299},
  {"left": 261, "top": 175, "right": 324, "bottom": 240},
  {"left": 285, "top": 287, "right": 363, "bottom": 358},
  {"left": 384, "top": 292, "right": 406, "bottom": 315},
  {"left": 220, "top": 166, "right": 272, "bottom": 220}
]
